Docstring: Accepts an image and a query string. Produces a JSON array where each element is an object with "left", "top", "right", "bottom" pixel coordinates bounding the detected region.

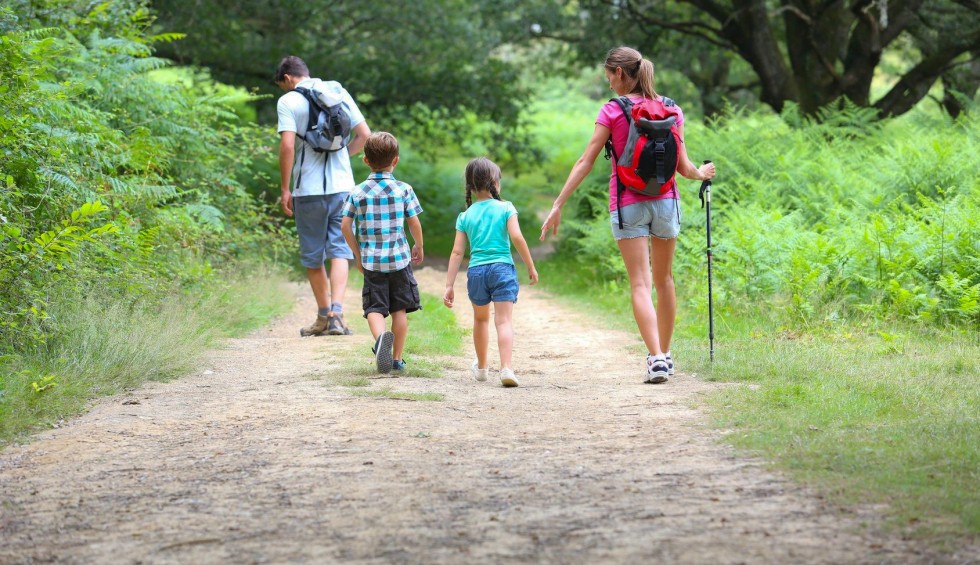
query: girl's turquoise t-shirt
[{"left": 455, "top": 199, "right": 518, "bottom": 268}]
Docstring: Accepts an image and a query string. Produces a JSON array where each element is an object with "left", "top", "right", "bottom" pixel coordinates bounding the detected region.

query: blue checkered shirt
[{"left": 342, "top": 172, "right": 423, "bottom": 272}]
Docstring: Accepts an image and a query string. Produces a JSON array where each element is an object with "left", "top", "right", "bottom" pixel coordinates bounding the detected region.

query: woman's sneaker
[
  {"left": 373, "top": 331, "right": 394, "bottom": 374},
  {"left": 500, "top": 368, "right": 520, "bottom": 388},
  {"left": 645, "top": 354, "right": 669, "bottom": 384},
  {"left": 392, "top": 359, "right": 407, "bottom": 372},
  {"left": 665, "top": 351, "right": 675, "bottom": 376},
  {"left": 471, "top": 361, "right": 488, "bottom": 382}
]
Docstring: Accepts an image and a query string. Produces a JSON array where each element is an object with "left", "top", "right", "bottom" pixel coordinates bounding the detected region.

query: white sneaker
[
  {"left": 500, "top": 368, "right": 519, "bottom": 388},
  {"left": 665, "top": 351, "right": 675, "bottom": 376},
  {"left": 645, "top": 354, "right": 669, "bottom": 384},
  {"left": 471, "top": 361, "right": 488, "bottom": 382}
]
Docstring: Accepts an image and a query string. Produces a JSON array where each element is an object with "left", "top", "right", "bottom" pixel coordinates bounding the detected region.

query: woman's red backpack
[{"left": 604, "top": 96, "right": 682, "bottom": 228}]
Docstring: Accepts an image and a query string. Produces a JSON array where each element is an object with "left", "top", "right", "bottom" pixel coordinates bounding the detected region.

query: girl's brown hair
[
  {"left": 604, "top": 46, "right": 657, "bottom": 99},
  {"left": 464, "top": 157, "right": 502, "bottom": 209}
]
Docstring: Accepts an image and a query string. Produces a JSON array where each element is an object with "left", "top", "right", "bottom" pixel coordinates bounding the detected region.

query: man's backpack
[
  {"left": 293, "top": 81, "right": 353, "bottom": 153},
  {"left": 605, "top": 96, "right": 681, "bottom": 228}
]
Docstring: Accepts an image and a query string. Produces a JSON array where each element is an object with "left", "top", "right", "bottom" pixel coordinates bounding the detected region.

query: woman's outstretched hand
[{"left": 540, "top": 206, "right": 562, "bottom": 241}]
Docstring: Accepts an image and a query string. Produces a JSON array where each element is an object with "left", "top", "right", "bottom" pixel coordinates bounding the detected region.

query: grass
[
  {"left": 350, "top": 387, "right": 445, "bottom": 402},
  {"left": 325, "top": 290, "right": 463, "bottom": 399},
  {"left": 0, "top": 268, "right": 293, "bottom": 445},
  {"left": 338, "top": 356, "right": 446, "bottom": 380},
  {"left": 404, "top": 292, "right": 466, "bottom": 357},
  {"left": 537, "top": 254, "right": 980, "bottom": 548},
  {"left": 696, "top": 325, "right": 979, "bottom": 545},
  {"left": 331, "top": 375, "right": 371, "bottom": 387}
]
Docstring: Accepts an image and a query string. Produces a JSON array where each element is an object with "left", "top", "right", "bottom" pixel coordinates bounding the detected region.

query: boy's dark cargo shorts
[{"left": 361, "top": 264, "right": 422, "bottom": 318}]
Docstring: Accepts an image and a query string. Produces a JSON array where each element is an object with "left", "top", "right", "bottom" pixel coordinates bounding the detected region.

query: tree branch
[
  {"left": 875, "top": 32, "right": 980, "bottom": 116},
  {"left": 602, "top": 0, "right": 731, "bottom": 48}
]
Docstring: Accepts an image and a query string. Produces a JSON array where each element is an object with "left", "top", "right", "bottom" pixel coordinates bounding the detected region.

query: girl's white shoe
[
  {"left": 499, "top": 368, "right": 519, "bottom": 388},
  {"left": 471, "top": 361, "right": 488, "bottom": 382}
]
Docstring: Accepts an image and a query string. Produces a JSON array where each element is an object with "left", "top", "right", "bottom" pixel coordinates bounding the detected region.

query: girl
[
  {"left": 443, "top": 158, "right": 539, "bottom": 388},
  {"left": 540, "top": 46, "right": 716, "bottom": 384}
]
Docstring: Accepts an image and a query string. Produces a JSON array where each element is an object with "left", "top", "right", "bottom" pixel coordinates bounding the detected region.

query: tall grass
[{"left": 0, "top": 269, "right": 292, "bottom": 444}]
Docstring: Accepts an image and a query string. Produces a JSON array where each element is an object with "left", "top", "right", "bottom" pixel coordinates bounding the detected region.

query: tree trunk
[{"left": 718, "top": 0, "right": 798, "bottom": 112}]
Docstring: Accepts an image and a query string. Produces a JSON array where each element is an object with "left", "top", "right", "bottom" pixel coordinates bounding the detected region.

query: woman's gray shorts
[{"left": 610, "top": 199, "right": 681, "bottom": 240}]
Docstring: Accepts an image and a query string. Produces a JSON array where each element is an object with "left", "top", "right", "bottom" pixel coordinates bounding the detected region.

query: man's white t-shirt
[{"left": 277, "top": 78, "right": 366, "bottom": 197}]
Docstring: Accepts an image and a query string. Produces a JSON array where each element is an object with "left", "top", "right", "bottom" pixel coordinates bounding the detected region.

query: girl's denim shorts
[
  {"left": 610, "top": 198, "right": 681, "bottom": 240},
  {"left": 467, "top": 263, "right": 519, "bottom": 306}
]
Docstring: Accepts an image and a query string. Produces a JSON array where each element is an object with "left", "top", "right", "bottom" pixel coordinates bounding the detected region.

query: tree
[
  {"left": 148, "top": 0, "right": 563, "bottom": 155},
  {"left": 566, "top": 0, "right": 980, "bottom": 118}
]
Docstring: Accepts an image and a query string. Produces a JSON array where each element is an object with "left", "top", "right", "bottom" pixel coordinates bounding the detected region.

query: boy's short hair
[
  {"left": 274, "top": 56, "right": 309, "bottom": 83},
  {"left": 363, "top": 132, "right": 399, "bottom": 170}
]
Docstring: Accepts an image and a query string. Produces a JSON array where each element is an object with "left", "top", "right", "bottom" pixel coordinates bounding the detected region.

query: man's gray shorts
[{"left": 294, "top": 193, "right": 354, "bottom": 268}]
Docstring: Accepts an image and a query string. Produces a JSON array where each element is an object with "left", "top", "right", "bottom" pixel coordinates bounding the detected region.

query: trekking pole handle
[{"left": 698, "top": 160, "right": 712, "bottom": 208}]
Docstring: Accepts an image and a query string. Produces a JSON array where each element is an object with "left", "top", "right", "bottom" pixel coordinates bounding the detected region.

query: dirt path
[{"left": 0, "top": 267, "right": 952, "bottom": 564}]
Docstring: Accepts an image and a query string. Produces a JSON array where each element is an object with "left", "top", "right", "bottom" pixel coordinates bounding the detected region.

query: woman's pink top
[{"left": 596, "top": 95, "right": 684, "bottom": 212}]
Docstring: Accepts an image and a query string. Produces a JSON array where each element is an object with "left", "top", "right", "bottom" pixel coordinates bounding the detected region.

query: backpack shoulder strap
[
  {"left": 605, "top": 96, "right": 634, "bottom": 160},
  {"left": 612, "top": 96, "right": 634, "bottom": 121},
  {"left": 661, "top": 96, "right": 675, "bottom": 107},
  {"left": 291, "top": 87, "right": 321, "bottom": 140},
  {"left": 293, "top": 86, "right": 316, "bottom": 105},
  {"left": 604, "top": 97, "right": 632, "bottom": 230}
]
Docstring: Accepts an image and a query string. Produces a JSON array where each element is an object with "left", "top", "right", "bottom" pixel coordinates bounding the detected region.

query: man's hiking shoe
[
  {"left": 392, "top": 359, "right": 407, "bottom": 372},
  {"left": 327, "top": 312, "right": 353, "bottom": 336},
  {"left": 645, "top": 354, "right": 669, "bottom": 384},
  {"left": 665, "top": 351, "right": 675, "bottom": 376},
  {"left": 500, "top": 368, "right": 520, "bottom": 388},
  {"left": 299, "top": 314, "right": 330, "bottom": 337},
  {"left": 471, "top": 361, "right": 488, "bottom": 382},
  {"left": 373, "top": 331, "right": 394, "bottom": 374}
]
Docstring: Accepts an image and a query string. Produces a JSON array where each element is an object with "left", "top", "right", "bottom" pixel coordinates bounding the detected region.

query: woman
[{"left": 540, "top": 46, "right": 716, "bottom": 384}]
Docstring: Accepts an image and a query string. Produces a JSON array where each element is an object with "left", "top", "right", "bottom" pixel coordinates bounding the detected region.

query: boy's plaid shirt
[{"left": 342, "top": 172, "right": 423, "bottom": 272}]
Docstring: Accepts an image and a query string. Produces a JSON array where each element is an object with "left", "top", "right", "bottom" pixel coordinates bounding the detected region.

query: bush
[
  {"left": 0, "top": 2, "right": 288, "bottom": 352},
  {"left": 554, "top": 100, "right": 980, "bottom": 328}
]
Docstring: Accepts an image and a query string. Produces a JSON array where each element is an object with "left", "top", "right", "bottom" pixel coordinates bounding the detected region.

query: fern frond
[{"left": 146, "top": 32, "right": 186, "bottom": 44}]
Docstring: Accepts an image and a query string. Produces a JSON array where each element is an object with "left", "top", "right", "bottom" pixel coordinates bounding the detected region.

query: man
[{"left": 275, "top": 55, "right": 371, "bottom": 336}]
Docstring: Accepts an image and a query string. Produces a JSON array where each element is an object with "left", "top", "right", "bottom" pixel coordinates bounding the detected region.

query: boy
[{"left": 341, "top": 132, "right": 424, "bottom": 373}]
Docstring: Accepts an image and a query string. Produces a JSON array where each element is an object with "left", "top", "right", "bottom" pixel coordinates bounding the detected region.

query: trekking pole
[{"left": 698, "top": 160, "right": 715, "bottom": 362}]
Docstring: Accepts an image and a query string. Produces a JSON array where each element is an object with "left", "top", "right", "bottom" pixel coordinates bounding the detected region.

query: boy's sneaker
[
  {"left": 471, "top": 361, "right": 488, "bottom": 382},
  {"left": 665, "top": 351, "right": 675, "bottom": 376},
  {"left": 392, "top": 359, "right": 407, "bottom": 372},
  {"left": 299, "top": 314, "right": 330, "bottom": 337},
  {"left": 645, "top": 354, "right": 669, "bottom": 384},
  {"left": 373, "top": 331, "right": 394, "bottom": 374},
  {"left": 500, "top": 368, "right": 520, "bottom": 388},
  {"left": 327, "top": 312, "right": 353, "bottom": 336}
]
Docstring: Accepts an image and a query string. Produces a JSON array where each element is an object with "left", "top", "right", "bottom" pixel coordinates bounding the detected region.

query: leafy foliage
[
  {"left": 0, "top": 2, "right": 287, "bottom": 353},
  {"left": 147, "top": 0, "right": 564, "bottom": 158},
  {"left": 553, "top": 90, "right": 980, "bottom": 328}
]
